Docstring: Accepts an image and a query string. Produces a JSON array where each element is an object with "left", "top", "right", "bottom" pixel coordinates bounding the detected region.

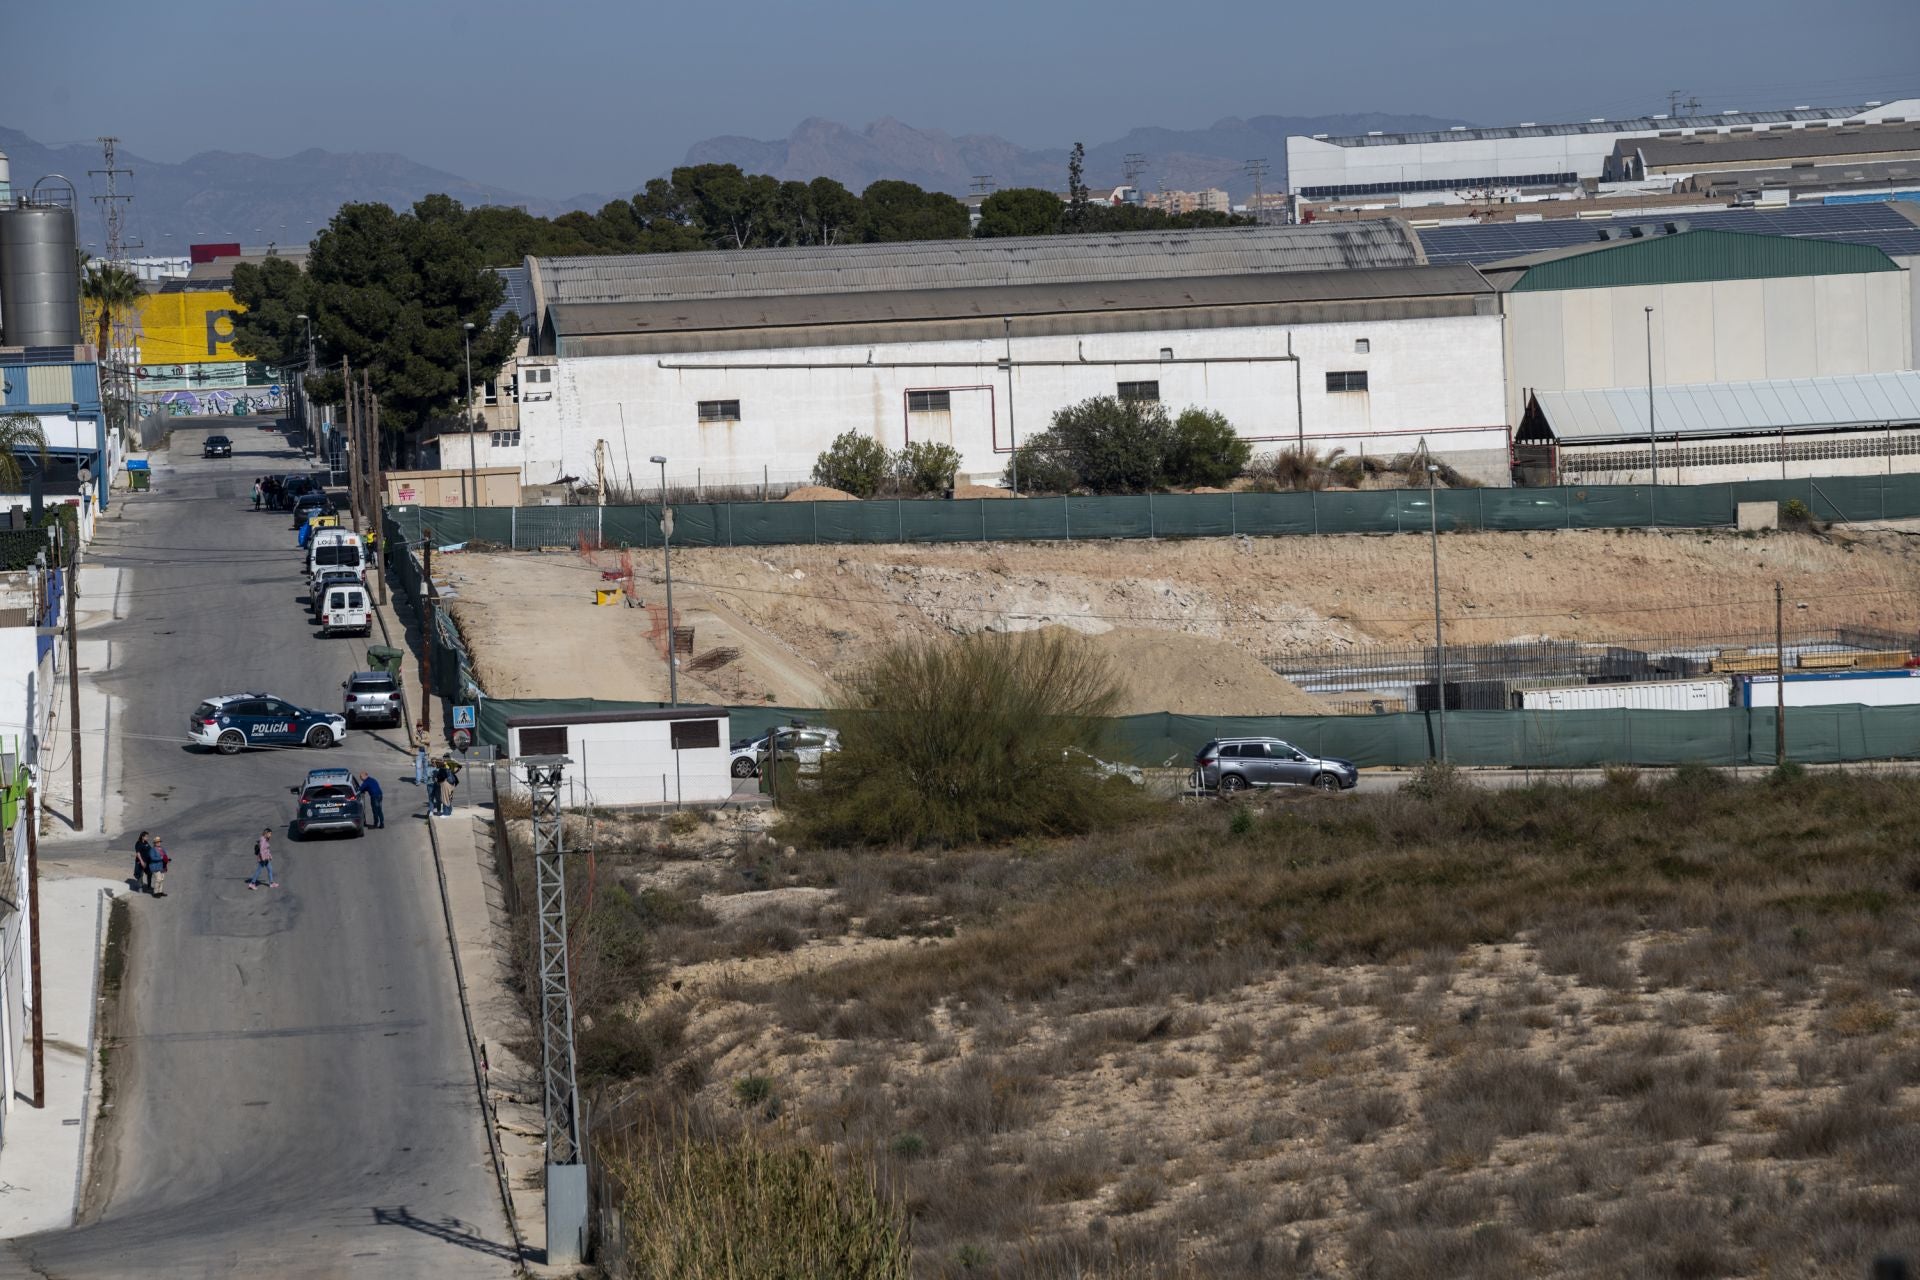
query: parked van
[
  {"left": 306, "top": 531, "right": 366, "bottom": 583},
  {"left": 317, "top": 581, "right": 372, "bottom": 637}
]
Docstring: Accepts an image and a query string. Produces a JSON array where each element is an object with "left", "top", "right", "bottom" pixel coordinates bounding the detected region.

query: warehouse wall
[
  {"left": 1504, "top": 269, "right": 1913, "bottom": 424},
  {"left": 508, "top": 313, "right": 1512, "bottom": 492}
]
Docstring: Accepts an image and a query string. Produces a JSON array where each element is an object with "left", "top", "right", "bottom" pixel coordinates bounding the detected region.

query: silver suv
[
  {"left": 728, "top": 725, "right": 841, "bottom": 777},
  {"left": 341, "top": 671, "right": 403, "bottom": 728},
  {"left": 1194, "top": 737, "right": 1358, "bottom": 793}
]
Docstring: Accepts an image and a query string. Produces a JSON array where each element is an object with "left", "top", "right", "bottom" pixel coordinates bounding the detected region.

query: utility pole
[
  {"left": 1244, "top": 158, "right": 1270, "bottom": 225},
  {"left": 1775, "top": 581, "right": 1787, "bottom": 766},
  {"left": 372, "top": 392, "right": 388, "bottom": 607},
  {"left": 64, "top": 535, "right": 82, "bottom": 831},
  {"left": 1667, "top": 90, "right": 1700, "bottom": 118},
  {"left": 649, "top": 456, "right": 678, "bottom": 706},
  {"left": 970, "top": 175, "right": 995, "bottom": 198},
  {"left": 344, "top": 366, "right": 361, "bottom": 532},
  {"left": 462, "top": 322, "right": 478, "bottom": 512},
  {"left": 1001, "top": 318, "right": 1018, "bottom": 496},
  {"left": 421, "top": 531, "right": 434, "bottom": 746},
  {"left": 1645, "top": 307, "right": 1659, "bottom": 485},
  {"left": 26, "top": 788, "right": 44, "bottom": 1108},
  {"left": 525, "top": 757, "right": 587, "bottom": 1266},
  {"left": 1426, "top": 447, "right": 1447, "bottom": 763}
]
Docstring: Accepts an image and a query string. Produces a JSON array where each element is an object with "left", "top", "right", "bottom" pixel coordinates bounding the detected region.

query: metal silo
[{"left": 0, "top": 181, "right": 82, "bottom": 347}]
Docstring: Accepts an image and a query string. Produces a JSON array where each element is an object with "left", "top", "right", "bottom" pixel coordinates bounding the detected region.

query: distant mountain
[
  {"left": 0, "top": 108, "right": 1471, "bottom": 253},
  {"left": 0, "top": 127, "right": 553, "bottom": 252},
  {"left": 684, "top": 112, "right": 1472, "bottom": 199}
]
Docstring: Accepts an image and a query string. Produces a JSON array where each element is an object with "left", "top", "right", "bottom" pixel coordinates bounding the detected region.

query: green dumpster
[
  {"left": 366, "top": 645, "right": 405, "bottom": 676},
  {"left": 127, "top": 461, "right": 151, "bottom": 492}
]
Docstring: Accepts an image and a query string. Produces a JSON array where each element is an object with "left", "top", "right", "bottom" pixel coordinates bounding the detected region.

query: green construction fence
[
  {"left": 387, "top": 473, "right": 1920, "bottom": 552},
  {"left": 473, "top": 698, "right": 1920, "bottom": 772}
]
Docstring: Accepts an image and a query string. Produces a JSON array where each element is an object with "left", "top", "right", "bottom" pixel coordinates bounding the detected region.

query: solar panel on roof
[{"left": 1417, "top": 201, "right": 1920, "bottom": 264}]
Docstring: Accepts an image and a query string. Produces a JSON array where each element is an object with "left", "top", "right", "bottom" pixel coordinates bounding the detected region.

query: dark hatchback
[{"left": 203, "top": 435, "right": 233, "bottom": 458}]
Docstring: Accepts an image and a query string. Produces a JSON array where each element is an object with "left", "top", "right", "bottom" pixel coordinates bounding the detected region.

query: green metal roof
[{"left": 1500, "top": 229, "right": 1902, "bottom": 292}]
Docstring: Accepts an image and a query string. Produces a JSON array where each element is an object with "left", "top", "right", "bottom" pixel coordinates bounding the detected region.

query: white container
[
  {"left": 1740, "top": 670, "right": 1920, "bottom": 708},
  {"left": 1517, "top": 677, "right": 1732, "bottom": 712}
]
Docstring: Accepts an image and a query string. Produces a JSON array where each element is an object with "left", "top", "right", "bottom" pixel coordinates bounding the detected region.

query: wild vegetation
[
  {"left": 1004, "top": 397, "right": 1254, "bottom": 494},
  {"left": 810, "top": 432, "right": 966, "bottom": 499},
  {"left": 548, "top": 763, "right": 1920, "bottom": 1277}
]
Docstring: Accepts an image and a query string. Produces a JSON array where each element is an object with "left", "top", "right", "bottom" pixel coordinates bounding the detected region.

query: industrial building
[
  {"left": 1286, "top": 98, "right": 1920, "bottom": 214},
  {"left": 480, "top": 223, "right": 1515, "bottom": 490}
]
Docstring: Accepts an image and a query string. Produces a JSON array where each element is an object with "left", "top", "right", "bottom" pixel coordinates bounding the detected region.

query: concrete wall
[
  {"left": 505, "top": 715, "right": 732, "bottom": 807},
  {"left": 1558, "top": 427, "right": 1920, "bottom": 486},
  {"left": 382, "top": 468, "right": 522, "bottom": 508},
  {"left": 1505, "top": 270, "right": 1914, "bottom": 425},
  {"left": 513, "top": 313, "right": 1514, "bottom": 491}
]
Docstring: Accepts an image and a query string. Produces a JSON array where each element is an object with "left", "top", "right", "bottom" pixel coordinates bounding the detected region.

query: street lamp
[
  {"left": 1645, "top": 306, "right": 1659, "bottom": 485},
  {"left": 1427, "top": 453, "right": 1447, "bottom": 764},
  {"left": 296, "top": 312, "right": 316, "bottom": 456},
  {"left": 649, "top": 455, "right": 677, "bottom": 706},
  {"left": 462, "top": 322, "right": 477, "bottom": 510}
]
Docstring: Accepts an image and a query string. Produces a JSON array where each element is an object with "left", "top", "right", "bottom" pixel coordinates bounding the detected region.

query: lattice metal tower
[
  {"left": 88, "top": 137, "right": 137, "bottom": 438},
  {"left": 970, "top": 174, "right": 995, "bottom": 196},
  {"left": 525, "top": 756, "right": 587, "bottom": 1265},
  {"left": 1123, "top": 152, "right": 1146, "bottom": 185},
  {"left": 1244, "top": 157, "right": 1270, "bottom": 225}
]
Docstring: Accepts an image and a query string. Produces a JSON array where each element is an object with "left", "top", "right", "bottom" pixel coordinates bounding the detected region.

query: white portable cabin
[
  {"left": 504, "top": 706, "right": 733, "bottom": 806},
  {"left": 1738, "top": 670, "right": 1920, "bottom": 709},
  {"left": 1515, "top": 677, "right": 1732, "bottom": 712}
]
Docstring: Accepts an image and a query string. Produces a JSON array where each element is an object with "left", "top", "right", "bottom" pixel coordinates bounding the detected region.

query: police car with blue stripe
[{"left": 189, "top": 693, "right": 348, "bottom": 755}]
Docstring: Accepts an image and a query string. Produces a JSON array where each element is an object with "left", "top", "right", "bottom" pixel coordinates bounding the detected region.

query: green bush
[
  {"left": 783, "top": 629, "right": 1138, "bottom": 847},
  {"left": 898, "top": 440, "right": 962, "bottom": 495},
  {"left": 1003, "top": 431, "right": 1078, "bottom": 494},
  {"left": 614, "top": 1127, "right": 910, "bottom": 1278},
  {"left": 1046, "top": 395, "right": 1170, "bottom": 493},
  {"left": 1162, "top": 407, "right": 1251, "bottom": 488},
  {"left": 812, "top": 431, "right": 893, "bottom": 498}
]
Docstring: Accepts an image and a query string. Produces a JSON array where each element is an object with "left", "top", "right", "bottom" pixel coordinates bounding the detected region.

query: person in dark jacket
[
  {"left": 357, "top": 772, "right": 385, "bottom": 829},
  {"left": 133, "top": 831, "right": 153, "bottom": 893}
]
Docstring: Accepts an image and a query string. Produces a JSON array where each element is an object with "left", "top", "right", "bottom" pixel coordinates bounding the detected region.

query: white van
[
  {"left": 306, "top": 531, "right": 367, "bottom": 583},
  {"left": 317, "top": 581, "right": 372, "bottom": 637}
]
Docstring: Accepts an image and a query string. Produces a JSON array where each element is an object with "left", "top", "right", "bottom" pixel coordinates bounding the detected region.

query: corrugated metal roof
[
  {"left": 531, "top": 223, "right": 1423, "bottom": 307},
  {"left": 1534, "top": 371, "right": 1920, "bottom": 443},
  {"left": 491, "top": 265, "right": 534, "bottom": 333},
  {"left": 1311, "top": 103, "right": 1892, "bottom": 149},
  {"left": 1629, "top": 121, "right": 1920, "bottom": 170},
  {"left": 545, "top": 265, "right": 1490, "bottom": 337},
  {"left": 1416, "top": 200, "right": 1920, "bottom": 265},
  {"left": 1493, "top": 229, "right": 1899, "bottom": 291}
]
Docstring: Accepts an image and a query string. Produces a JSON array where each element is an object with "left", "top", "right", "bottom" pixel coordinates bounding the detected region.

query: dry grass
[{"left": 576, "top": 769, "right": 1920, "bottom": 1276}]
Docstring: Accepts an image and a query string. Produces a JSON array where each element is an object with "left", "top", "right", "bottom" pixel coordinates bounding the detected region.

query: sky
[{"left": 5, "top": 0, "right": 1918, "bottom": 197}]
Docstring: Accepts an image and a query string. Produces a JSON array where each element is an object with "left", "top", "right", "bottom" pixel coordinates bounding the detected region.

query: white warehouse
[{"left": 486, "top": 224, "right": 1514, "bottom": 490}]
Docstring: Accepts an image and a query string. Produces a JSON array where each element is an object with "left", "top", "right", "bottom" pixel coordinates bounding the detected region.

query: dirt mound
[
  {"left": 954, "top": 483, "right": 1012, "bottom": 499},
  {"left": 1089, "top": 629, "right": 1327, "bottom": 716},
  {"left": 782, "top": 485, "right": 856, "bottom": 502}
]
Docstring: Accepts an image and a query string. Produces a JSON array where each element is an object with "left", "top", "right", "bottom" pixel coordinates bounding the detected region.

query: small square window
[
  {"left": 1353, "top": 338, "right": 1370, "bottom": 354},
  {"left": 907, "top": 390, "right": 951, "bottom": 413},
  {"left": 518, "top": 725, "right": 568, "bottom": 755},
  {"left": 1117, "top": 380, "right": 1160, "bottom": 402},
  {"left": 670, "top": 718, "right": 721, "bottom": 750},
  {"left": 697, "top": 399, "right": 741, "bottom": 423},
  {"left": 1325, "top": 371, "right": 1369, "bottom": 393}
]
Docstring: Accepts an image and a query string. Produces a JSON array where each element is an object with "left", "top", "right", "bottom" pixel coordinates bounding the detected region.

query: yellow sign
[{"left": 85, "top": 291, "right": 243, "bottom": 364}]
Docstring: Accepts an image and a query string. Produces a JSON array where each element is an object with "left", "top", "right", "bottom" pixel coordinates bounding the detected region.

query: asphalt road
[{"left": 9, "top": 419, "right": 514, "bottom": 1278}]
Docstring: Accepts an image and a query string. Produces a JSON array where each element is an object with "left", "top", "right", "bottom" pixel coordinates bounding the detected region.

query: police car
[
  {"left": 290, "top": 768, "right": 364, "bottom": 839},
  {"left": 188, "top": 693, "right": 348, "bottom": 755}
]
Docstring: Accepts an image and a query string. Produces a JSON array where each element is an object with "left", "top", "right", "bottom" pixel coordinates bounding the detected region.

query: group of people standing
[
  {"left": 251, "top": 476, "right": 283, "bottom": 510},
  {"left": 131, "top": 832, "right": 171, "bottom": 897},
  {"left": 415, "top": 748, "right": 461, "bottom": 817}
]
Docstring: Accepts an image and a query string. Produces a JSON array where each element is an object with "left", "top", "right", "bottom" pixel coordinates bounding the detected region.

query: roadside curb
[
  {"left": 423, "top": 812, "right": 529, "bottom": 1272},
  {"left": 73, "top": 887, "right": 120, "bottom": 1222}
]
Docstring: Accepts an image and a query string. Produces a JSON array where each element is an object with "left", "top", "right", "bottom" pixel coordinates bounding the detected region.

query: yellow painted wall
[{"left": 84, "top": 291, "right": 243, "bottom": 364}]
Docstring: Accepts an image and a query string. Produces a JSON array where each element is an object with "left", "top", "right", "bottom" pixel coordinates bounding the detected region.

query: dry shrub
[
  {"left": 1422, "top": 1052, "right": 1572, "bottom": 1163},
  {"left": 1336, "top": 1087, "right": 1406, "bottom": 1144}
]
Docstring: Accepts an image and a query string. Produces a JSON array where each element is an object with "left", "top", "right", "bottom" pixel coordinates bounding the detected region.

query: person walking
[
  {"left": 147, "top": 836, "right": 171, "bottom": 898},
  {"left": 357, "top": 772, "right": 385, "bottom": 829},
  {"left": 427, "top": 759, "right": 450, "bottom": 818},
  {"left": 133, "top": 830, "right": 154, "bottom": 894},
  {"left": 247, "top": 828, "right": 278, "bottom": 889}
]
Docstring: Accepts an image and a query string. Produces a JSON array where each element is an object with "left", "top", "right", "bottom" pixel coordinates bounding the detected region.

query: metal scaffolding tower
[{"left": 525, "top": 755, "right": 587, "bottom": 1265}]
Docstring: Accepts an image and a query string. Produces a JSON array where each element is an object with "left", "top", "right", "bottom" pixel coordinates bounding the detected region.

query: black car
[
  {"left": 203, "top": 435, "right": 233, "bottom": 458},
  {"left": 290, "top": 492, "right": 334, "bottom": 527},
  {"left": 277, "top": 474, "right": 320, "bottom": 509}
]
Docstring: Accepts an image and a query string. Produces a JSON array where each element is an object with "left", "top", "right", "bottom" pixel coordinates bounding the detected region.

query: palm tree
[
  {"left": 0, "top": 414, "right": 50, "bottom": 493},
  {"left": 80, "top": 262, "right": 142, "bottom": 359}
]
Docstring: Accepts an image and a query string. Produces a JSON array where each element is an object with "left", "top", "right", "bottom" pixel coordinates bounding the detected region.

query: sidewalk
[
  {"left": 0, "top": 878, "right": 121, "bottom": 1237},
  {"left": 427, "top": 807, "right": 554, "bottom": 1270},
  {"left": 37, "top": 564, "right": 127, "bottom": 843}
]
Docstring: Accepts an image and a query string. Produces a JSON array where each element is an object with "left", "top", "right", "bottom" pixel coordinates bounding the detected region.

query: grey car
[
  {"left": 341, "top": 671, "right": 403, "bottom": 727},
  {"left": 1194, "top": 737, "right": 1358, "bottom": 793}
]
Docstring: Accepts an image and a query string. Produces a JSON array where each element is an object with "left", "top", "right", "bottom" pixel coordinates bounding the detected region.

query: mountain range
[{"left": 0, "top": 110, "right": 1465, "bottom": 251}]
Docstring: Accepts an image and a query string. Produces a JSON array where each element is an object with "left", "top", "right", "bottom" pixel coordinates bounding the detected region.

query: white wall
[
  {"left": 507, "top": 714, "right": 733, "bottom": 807},
  {"left": 518, "top": 314, "right": 1512, "bottom": 490},
  {"left": 1506, "top": 270, "right": 1914, "bottom": 425}
]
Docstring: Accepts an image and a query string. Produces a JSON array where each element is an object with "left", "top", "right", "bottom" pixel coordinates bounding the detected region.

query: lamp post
[
  {"left": 650, "top": 455, "right": 678, "bottom": 706},
  {"left": 1428, "top": 457, "right": 1447, "bottom": 764},
  {"left": 1645, "top": 306, "right": 1659, "bottom": 485},
  {"left": 1000, "top": 317, "right": 1018, "bottom": 496},
  {"left": 296, "top": 313, "right": 315, "bottom": 453},
  {"left": 462, "top": 322, "right": 477, "bottom": 510}
]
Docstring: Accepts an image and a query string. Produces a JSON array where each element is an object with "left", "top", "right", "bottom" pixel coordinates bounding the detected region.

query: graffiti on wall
[{"left": 136, "top": 386, "right": 288, "bottom": 419}]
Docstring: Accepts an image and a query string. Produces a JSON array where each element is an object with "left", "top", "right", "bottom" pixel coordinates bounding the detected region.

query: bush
[
  {"left": 898, "top": 440, "right": 962, "bottom": 495},
  {"left": 812, "top": 431, "right": 893, "bottom": 498},
  {"left": 1004, "top": 431, "right": 1079, "bottom": 494},
  {"left": 1047, "top": 396, "right": 1171, "bottom": 494},
  {"left": 1162, "top": 408, "right": 1251, "bottom": 488},
  {"left": 782, "top": 629, "right": 1136, "bottom": 847},
  {"left": 1247, "top": 446, "right": 1347, "bottom": 492},
  {"left": 613, "top": 1127, "right": 910, "bottom": 1279}
]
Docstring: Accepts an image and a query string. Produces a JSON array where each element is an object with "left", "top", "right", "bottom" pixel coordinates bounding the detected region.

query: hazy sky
[{"left": 7, "top": 0, "right": 1918, "bottom": 196}]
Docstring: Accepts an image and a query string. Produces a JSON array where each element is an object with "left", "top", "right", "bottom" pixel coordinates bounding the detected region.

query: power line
[{"left": 1243, "top": 158, "right": 1270, "bottom": 225}]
